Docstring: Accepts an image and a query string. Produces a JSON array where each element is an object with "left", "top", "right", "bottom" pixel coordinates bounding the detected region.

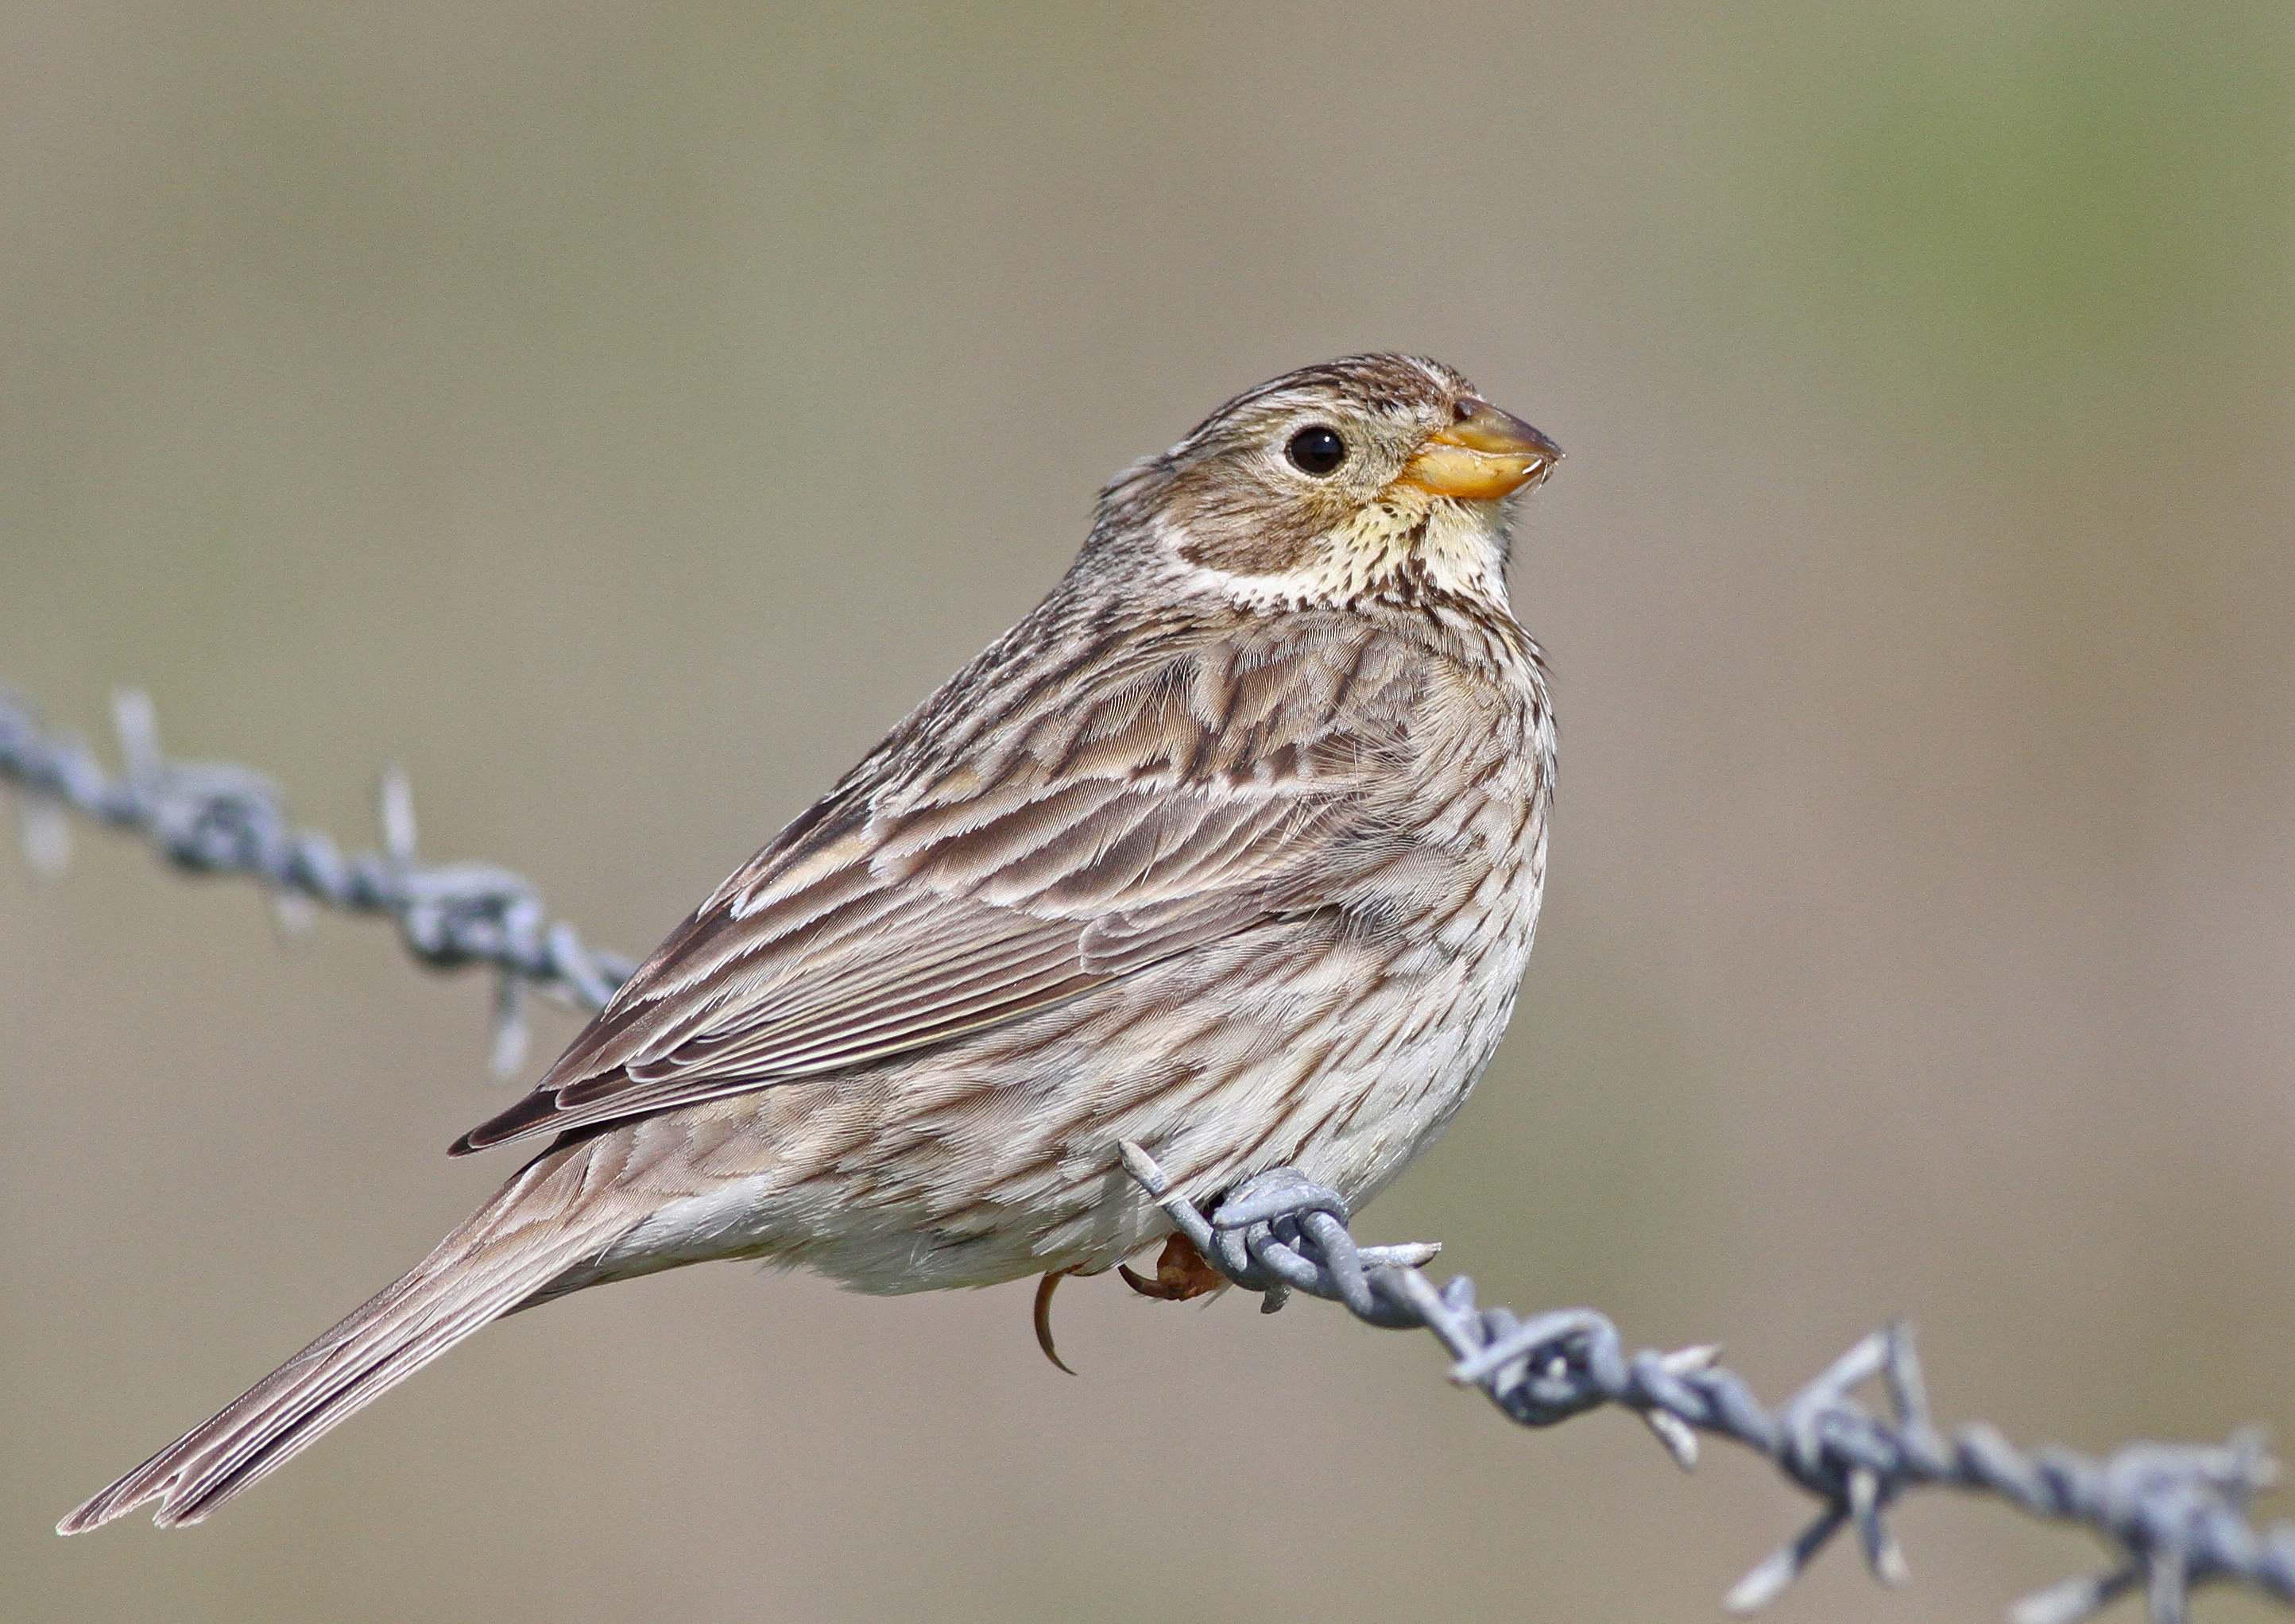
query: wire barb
[
  {"left": 1116, "top": 1143, "right": 2295, "bottom": 1624},
  {"left": 0, "top": 689, "right": 637, "bottom": 1068}
]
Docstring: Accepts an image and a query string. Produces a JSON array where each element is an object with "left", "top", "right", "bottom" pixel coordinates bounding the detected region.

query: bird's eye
[{"left": 1285, "top": 424, "right": 1347, "bottom": 476}]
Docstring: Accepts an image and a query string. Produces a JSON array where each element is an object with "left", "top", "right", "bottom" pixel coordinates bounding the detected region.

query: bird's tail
[{"left": 59, "top": 1135, "right": 637, "bottom": 1533}]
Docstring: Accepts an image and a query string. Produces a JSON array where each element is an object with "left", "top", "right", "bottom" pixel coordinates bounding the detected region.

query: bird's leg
[{"left": 1118, "top": 1232, "right": 1227, "bottom": 1301}]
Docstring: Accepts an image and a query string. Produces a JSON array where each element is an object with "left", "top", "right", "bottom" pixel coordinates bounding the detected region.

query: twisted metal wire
[
  {"left": 7, "top": 685, "right": 2292, "bottom": 1621},
  {"left": 0, "top": 688, "right": 633, "bottom": 1074},
  {"left": 1117, "top": 1145, "right": 2295, "bottom": 1624}
]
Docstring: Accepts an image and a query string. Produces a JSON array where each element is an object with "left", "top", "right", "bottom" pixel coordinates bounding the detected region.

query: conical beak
[{"left": 1396, "top": 399, "right": 1562, "bottom": 501}]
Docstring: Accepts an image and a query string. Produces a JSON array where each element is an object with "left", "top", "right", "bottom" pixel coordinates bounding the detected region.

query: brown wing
[{"left": 452, "top": 609, "right": 1428, "bottom": 1154}]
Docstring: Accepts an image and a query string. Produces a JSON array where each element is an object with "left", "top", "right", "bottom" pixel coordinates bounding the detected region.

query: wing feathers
[{"left": 454, "top": 613, "right": 1431, "bottom": 1154}]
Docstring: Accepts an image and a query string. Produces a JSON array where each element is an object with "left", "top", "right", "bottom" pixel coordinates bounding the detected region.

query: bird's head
[{"left": 1099, "top": 354, "right": 1560, "bottom": 612}]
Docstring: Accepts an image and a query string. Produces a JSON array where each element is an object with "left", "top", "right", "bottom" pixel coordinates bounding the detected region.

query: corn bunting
[{"left": 63, "top": 353, "right": 1560, "bottom": 1532}]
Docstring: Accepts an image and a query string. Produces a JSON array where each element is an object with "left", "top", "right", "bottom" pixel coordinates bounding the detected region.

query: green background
[{"left": 4, "top": 4, "right": 2291, "bottom": 1621}]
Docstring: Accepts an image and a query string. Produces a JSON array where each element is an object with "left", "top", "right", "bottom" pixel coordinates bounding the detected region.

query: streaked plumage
[{"left": 62, "top": 353, "right": 1561, "bottom": 1533}]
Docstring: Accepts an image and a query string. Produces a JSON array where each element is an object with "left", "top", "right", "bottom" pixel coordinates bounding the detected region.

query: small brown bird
[{"left": 60, "top": 354, "right": 1560, "bottom": 1532}]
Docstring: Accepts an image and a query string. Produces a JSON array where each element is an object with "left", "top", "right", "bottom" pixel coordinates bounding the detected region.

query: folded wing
[{"left": 454, "top": 611, "right": 1426, "bottom": 1154}]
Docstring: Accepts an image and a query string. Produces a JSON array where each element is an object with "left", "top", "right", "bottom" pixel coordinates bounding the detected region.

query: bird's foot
[{"left": 1118, "top": 1233, "right": 1227, "bottom": 1301}]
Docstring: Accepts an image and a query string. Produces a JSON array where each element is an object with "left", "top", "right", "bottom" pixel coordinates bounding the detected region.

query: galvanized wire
[
  {"left": 0, "top": 687, "right": 633, "bottom": 1075},
  {"left": 1119, "top": 1146, "right": 2295, "bottom": 1624},
  {"left": 7, "top": 684, "right": 2292, "bottom": 1622}
]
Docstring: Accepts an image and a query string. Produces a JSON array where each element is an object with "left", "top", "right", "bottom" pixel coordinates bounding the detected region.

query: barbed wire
[
  {"left": 1119, "top": 1146, "right": 2295, "bottom": 1624},
  {"left": 0, "top": 686, "right": 632, "bottom": 1076},
  {"left": 6, "top": 684, "right": 2291, "bottom": 1622}
]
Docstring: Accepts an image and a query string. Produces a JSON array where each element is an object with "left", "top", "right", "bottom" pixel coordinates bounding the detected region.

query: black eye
[{"left": 1285, "top": 424, "right": 1347, "bottom": 476}]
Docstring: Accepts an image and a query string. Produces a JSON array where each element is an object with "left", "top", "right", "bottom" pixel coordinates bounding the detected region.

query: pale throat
[{"left": 1167, "top": 490, "right": 1514, "bottom": 612}]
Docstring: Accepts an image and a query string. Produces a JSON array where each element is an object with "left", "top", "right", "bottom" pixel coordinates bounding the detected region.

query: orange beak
[{"left": 1396, "top": 399, "right": 1562, "bottom": 501}]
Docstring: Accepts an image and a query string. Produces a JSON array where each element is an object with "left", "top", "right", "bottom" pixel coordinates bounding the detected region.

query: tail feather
[{"left": 60, "top": 1143, "right": 634, "bottom": 1533}]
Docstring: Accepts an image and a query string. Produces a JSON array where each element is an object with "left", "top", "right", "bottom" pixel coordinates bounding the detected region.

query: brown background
[{"left": 4, "top": 5, "right": 2292, "bottom": 1622}]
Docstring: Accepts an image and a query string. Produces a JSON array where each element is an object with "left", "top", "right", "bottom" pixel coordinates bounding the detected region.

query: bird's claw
[
  {"left": 1118, "top": 1233, "right": 1227, "bottom": 1301},
  {"left": 1032, "top": 1269, "right": 1078, "bottom": 1375}
]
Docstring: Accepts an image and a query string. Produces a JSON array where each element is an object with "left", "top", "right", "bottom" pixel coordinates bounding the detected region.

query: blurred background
[{"left": 4, "top": 3, "right": 2291, "bottom": 1621}]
